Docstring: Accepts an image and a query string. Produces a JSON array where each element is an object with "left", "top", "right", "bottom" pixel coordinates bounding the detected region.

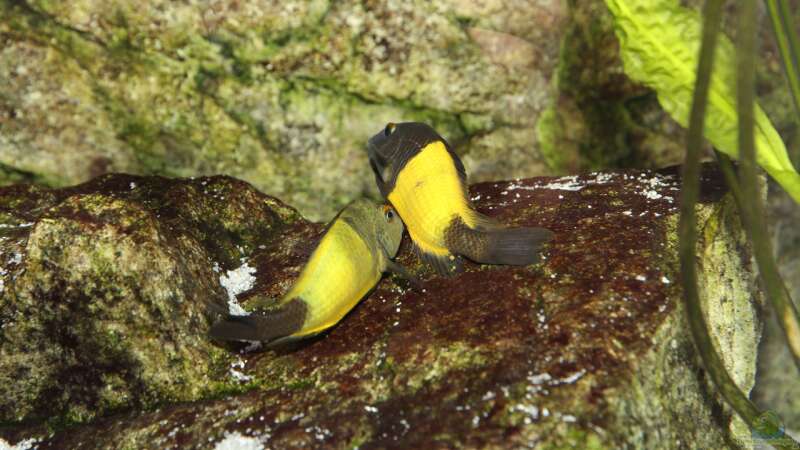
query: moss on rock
[
  {"left": 2, "top": 0, "right": 796, "bottom": 223},
  {"left": 0, "top": 174, "right": 301, "bottom": 426},
  {"left": 0, "top": 0, "right": 570, "bottom": 220}
]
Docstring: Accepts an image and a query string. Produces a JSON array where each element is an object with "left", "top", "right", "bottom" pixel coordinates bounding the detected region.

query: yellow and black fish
[
  {"left": 367, "top": 122, "right": 553, "bottom": 275},
  {"left": 210, "top": 199, "right": 412, "bottom": 344}
]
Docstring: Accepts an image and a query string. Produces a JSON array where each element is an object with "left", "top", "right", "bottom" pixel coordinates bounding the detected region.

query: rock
[
  {"left": 5, "top": 1, "right": 791, "bottom": 222},
  {"left": 0, "top": 165, "right": 762, "bottom": 448},
  {"left": 0, "top": 175, "right": 303, "bottom": 425},
  {"left": 0, "top": 0, "right": 567, "bottom": 220}
]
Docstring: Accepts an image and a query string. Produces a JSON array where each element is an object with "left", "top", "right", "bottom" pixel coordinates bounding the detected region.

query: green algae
[
  {"left": 537, "top": 106, "right": 571, "bottom": 174},
  {"left": 536, "top": 1, "right": 643, "bottom": 174}
]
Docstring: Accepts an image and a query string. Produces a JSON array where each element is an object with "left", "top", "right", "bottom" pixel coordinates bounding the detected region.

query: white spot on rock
[
  {"left": 213, "top": 432, "right": 263, "bottom": 450},
  {"left": 0, "top": 437, "right": 41, "bottom": 450},
  {"left": 229, "top": 357, "right": 252, "bottom": 383},
  {"left": 219, "top": 262, "right": 257, "bottom": 315},
  {"left": 0, "top": 223, "right": 33, "bottom": 229}
]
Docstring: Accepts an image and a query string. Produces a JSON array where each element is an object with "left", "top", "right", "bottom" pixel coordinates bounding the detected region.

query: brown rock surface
[{"left": 0, "top": 165, "right": 762, "bottom": 449}]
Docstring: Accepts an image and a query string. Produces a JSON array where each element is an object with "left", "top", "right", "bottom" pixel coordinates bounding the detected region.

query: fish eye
[
  {"left": 384, "top": 123, "right": 396, "bottom": 137},
  {"left": 382, "top": 205, "right": 395, "bottom": 221}
]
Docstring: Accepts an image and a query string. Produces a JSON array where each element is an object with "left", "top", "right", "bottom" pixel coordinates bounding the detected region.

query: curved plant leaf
[{"left": 605, "top": 0, "right": 800, "bottom": 203}]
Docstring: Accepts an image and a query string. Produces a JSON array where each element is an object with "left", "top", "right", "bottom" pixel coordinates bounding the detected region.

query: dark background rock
[{"left": 0, "top": 166, "right": 762, "bottom": 448}]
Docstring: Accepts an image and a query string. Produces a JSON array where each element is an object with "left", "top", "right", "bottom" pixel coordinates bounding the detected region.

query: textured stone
[
  {"left": 0, "top": 174, "right": 302, "bottom": 425},
  {"left": 0, "top": 0, "right": 569, "bottom": 220},
  {"left": 0, "top": 165, "right": 763, "bottom": 449},
  {"left": 2, "top": 0, "right": 796, "bottom": 220},
  {"left": 10, "top": 0, "right": 796, "bottom": 223}
]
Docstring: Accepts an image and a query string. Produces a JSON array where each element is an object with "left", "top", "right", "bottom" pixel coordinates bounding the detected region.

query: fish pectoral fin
[
  {"left": 470, "top": 211, "right": 502, "bottom": 230},
  {"left": 414, "top": 245, "right": 463, "bottom": 277},
  {"left": 386, "top": 260, "right": 424, "bottom": 291},
  {"left": 248, "top": 294, "right": 281, "bottom": 311}
]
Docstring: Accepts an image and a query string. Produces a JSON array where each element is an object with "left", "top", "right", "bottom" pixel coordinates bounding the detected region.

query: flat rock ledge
[{"left": 0, "top": 165, "right": 761, "bottom": 449}]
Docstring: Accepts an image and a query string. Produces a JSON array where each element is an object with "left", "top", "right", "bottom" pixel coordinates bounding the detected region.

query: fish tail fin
[
  {"left": 209, "top": 298, "right": 308, "bottom": 343},
  {"left": 481, "top": 226, "right": 553, "bottom": 265},
  {"left": 446, "top": 218, "right": 553, "bottom": 266}
]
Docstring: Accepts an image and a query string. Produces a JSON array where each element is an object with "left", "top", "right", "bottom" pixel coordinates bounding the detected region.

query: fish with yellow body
[
  {"left": 367, "top": 122, "right": 553, "bottom": 275},
  {"left": 210, "top": 199, "right": 410, "bottom": 344}
]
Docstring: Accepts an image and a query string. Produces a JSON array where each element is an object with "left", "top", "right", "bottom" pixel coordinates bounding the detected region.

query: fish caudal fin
[
  {"left": 481, "top": 226, "right": 553, "bottom": 265},
  {"left": 209, "top": 298, "right": 308, "bottom": 343},
  {"left": 446, "top": 218, "right": 553, "bottom": 266}
]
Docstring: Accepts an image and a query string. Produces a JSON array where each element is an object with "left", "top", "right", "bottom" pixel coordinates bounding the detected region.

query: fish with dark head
[{"left": 367, "top": 122, "right": 553, "bottom": 275}]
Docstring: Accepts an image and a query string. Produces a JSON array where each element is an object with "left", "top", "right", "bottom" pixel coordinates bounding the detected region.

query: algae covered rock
[
  {"left": 0, "top": 0, "right": 567, "bottom": 220},
  {"left": 1, "top": 0, "right": 795, "bottom": 222},
  {"left": 0, "top": 174, "right": 302, "bottom": 425},
  {"left": 0, "top": 165, "right": 764, "bottom": 449}
]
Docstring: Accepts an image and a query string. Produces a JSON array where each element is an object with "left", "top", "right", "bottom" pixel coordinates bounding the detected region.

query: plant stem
[
  {"left": 680, "top": 0, "right": 760, "bottom": 426},
  {"left": 681, "top": 1, "right": 799, "bottom": 448},
  {"left": 741, "top": 1, "right": 800, "bottom": 373},
  {"left": 765, "top": 0, "right": 800, "bottom": 129},
  {"left": 713, "top": 151, "right": 744, "bottom": 205}
]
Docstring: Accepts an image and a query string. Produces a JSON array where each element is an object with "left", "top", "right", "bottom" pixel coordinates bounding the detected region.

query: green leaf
[{"left": 605, "top": 0, "right": 800, "bottom": 203}]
